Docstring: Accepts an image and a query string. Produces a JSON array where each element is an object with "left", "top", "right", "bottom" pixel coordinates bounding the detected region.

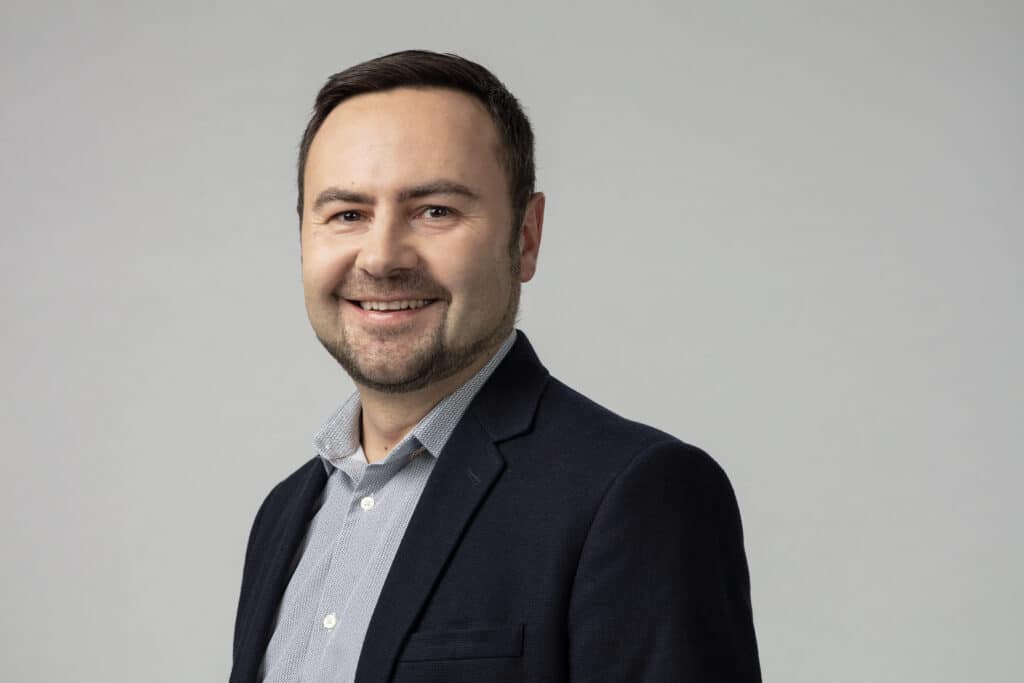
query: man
[{"left": 232, "top": 50, "right": 760, "bottom": 683}]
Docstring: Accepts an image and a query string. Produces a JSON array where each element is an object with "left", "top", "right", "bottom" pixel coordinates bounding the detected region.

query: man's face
[{"left": 300, "top": 87, "right": 542, "bottom": 393}]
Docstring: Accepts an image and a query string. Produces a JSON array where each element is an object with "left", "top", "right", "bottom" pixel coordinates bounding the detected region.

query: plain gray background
[{"left": 2, "top": 1, "right": 1021, "bottom": 681}]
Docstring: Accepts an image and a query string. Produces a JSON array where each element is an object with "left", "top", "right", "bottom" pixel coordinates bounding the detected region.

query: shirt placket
[{"left": 302, "top": 442, "right": 420, "bottom": 681}]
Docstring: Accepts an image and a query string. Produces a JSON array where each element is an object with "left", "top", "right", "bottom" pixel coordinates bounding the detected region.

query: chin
[{"left": 321, "top": 341, "right": 442, "bottom": 394}]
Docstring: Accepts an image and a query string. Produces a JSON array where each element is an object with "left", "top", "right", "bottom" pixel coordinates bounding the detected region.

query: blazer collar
[
  {"left": 354, "top": 330, "right": 549, "bottom": 683},
  {"left": 469, "top": 330, "right": 550, "bottom": 443}
]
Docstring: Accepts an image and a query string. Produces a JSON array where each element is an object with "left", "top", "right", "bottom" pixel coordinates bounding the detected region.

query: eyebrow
[{"left": 311, "top": 180, "right": 481, "bottom": 213}]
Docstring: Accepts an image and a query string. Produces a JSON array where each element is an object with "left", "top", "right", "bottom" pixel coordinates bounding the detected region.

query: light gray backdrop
[{"left": 2, "top": 1, "right": 1021, "bottom": 681}]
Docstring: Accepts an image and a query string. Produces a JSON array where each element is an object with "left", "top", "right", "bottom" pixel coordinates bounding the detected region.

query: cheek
[
  {"left": 301, "top": 237, "right": 355, "bottom": 294},
  {"left": 435, "top": 244, "right": 510, "bottom": 313}
]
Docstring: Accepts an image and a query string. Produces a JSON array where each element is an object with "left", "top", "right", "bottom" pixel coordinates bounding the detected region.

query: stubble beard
[{"left": 313, "top": 270, "right": 520, "bottom": 395}]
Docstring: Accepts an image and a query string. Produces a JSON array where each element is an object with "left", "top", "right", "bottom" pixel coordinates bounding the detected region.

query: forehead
[{"left": 305, "top": 87, "right": 505, "bottom": 191}]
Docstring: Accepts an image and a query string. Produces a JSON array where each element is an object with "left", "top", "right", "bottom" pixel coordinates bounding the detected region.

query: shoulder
[
  {"left": 540, "top": 375, "right": 715, "bottom": 460},
  {"left": 512, "top": 375, "right": 732, "bottom": 500},
  {"left": 536, "top": 376, "right": 673, "bottom": 440}
]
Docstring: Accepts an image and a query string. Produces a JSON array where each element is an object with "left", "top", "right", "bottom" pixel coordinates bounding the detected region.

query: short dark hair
[{"left": 296, "top": 50, "right": 536, "bottom": 235}]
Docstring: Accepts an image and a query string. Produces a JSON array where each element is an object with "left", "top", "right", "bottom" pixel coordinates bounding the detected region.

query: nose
[{"left": 354, "top": 207, "right": 419, "bottom": 278}]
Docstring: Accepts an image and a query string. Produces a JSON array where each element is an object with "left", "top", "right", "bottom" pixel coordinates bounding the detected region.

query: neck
[{"left": 356, "top": 350, "right": 495, "bottom": 464}]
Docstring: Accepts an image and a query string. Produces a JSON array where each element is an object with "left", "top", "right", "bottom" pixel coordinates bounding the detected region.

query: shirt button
[
  {"left": 360, "top": 496, "right": 375, "bottom": 511},
  {"left": 323, "top": 613, "right": 337, "bottom": 629}
]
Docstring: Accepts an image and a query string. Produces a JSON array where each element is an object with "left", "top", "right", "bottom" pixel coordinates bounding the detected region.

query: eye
[
  {"left": 331, "top": 210, "right": 363, "bottom": 223},
  {"left": 422, "top": 206, "right": 453, "bottom": 219}
]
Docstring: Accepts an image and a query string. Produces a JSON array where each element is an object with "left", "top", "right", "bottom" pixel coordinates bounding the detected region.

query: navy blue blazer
[{"left": 231, "top": 332, "right": 761, "bottom": 682}]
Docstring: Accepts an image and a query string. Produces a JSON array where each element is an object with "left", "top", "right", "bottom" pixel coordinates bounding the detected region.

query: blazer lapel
[
  {"left": 354, "top": 331, "right": 550, "bottom": 683},
  {"left": 234, "top": 459, "right": 328, "bottom": 682}
]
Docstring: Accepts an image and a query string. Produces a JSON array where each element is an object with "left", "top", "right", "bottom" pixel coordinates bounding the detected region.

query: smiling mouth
[{"left": 347, "top": 298, "right": 439, "bottom": 312}]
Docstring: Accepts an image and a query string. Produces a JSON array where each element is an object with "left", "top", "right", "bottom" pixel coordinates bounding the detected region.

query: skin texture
[{"left": 300, "top": 87, "right": 544, "bottom": 462}]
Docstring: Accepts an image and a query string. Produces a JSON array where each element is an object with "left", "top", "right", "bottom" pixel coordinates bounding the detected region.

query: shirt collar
[{"left": 313, "top": 330, "right": 518, "bottom": 473}]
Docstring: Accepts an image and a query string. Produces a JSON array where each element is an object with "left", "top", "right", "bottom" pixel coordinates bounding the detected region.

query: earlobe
[{"left": 518, "top": 192, "right": 545, "bottom": 283}]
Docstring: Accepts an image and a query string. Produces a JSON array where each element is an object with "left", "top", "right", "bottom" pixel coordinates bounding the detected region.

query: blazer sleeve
[{"left": 567, "top": 439, "right": 762, "bottom": 682}]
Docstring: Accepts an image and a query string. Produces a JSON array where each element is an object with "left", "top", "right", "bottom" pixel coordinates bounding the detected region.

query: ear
[{"left": 517, "top": 192, "right": 545, "bottom": 283}]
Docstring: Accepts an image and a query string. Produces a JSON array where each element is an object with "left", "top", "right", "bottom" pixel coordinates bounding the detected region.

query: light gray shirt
[{"left": 260, "top": 331, "right": 517, "bottom": 682}]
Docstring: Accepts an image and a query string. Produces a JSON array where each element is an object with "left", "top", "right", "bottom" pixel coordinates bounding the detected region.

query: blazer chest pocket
[{"left": 399, "top": 624, "right": 524, "bottom": 662}]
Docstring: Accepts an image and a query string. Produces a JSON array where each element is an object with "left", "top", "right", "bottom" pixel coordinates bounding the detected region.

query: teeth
[{"left": 359, "top": 299, "right": 432, "bottom": 312}]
